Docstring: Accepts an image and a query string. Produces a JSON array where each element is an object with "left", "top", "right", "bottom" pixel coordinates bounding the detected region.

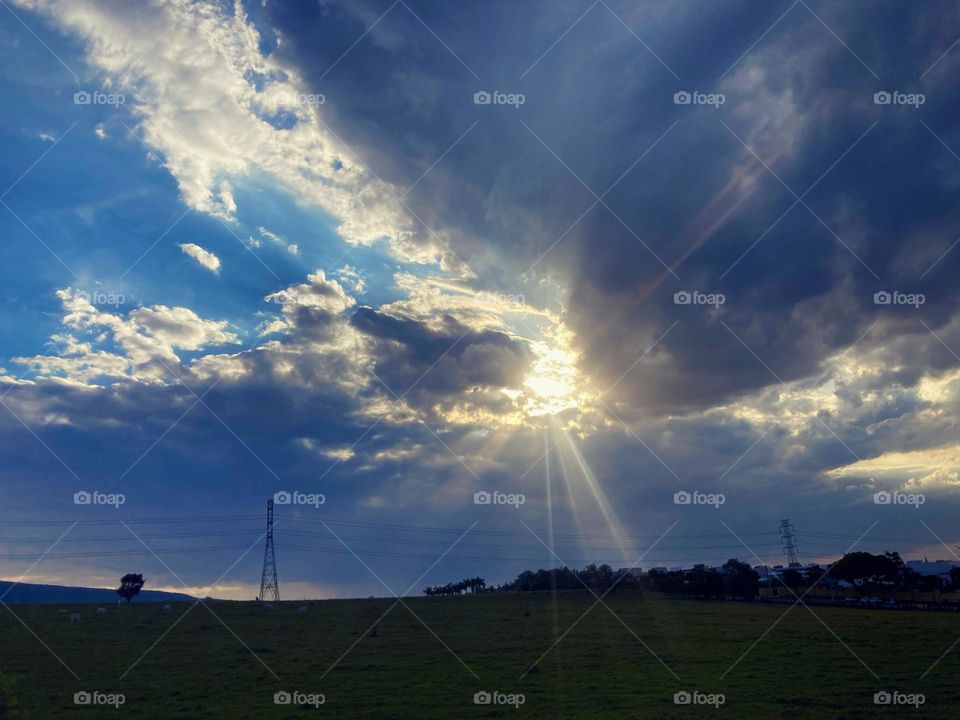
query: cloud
[
  {"left": 255, "top": 227, "right": 299, "bottom": 256},
  {"left": 14, "top": 289, "right": 239, "bottom": 382},
  {"left": 14, "top": 0, "right": 465, "bottom": 271},
  {"left": 827, "top": 443, "right": 960, "bottom": 489},
  {"left": 178, "top": 242, "right": 221, "bottom": 274},
  {"left": 334, "top": 265, "right": 365, "bottom": 294}
]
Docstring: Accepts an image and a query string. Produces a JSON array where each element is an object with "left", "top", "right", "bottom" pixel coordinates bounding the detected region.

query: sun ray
[
  {"left": 562, "top": 430, "right": 633, "bottom": 565},
  {"left": 554, "top": 429, "right": 587, "bottom": 546}
]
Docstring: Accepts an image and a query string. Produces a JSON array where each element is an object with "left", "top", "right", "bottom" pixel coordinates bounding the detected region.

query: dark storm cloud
[
  {"left": 350, "top": 306, "right": 530, "bottom": 398},
  {"left": 262, "top": 0, "right": 960, "bottom": 416}
]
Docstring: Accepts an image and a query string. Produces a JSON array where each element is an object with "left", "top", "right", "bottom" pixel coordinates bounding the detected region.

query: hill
[{"left": 0, "top": 580, "right": 195, "bottom": 605}]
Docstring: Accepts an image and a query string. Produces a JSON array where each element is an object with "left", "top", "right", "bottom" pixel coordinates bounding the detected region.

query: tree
[
  {"left": 722, "top": 559, "right": 759, "bottom": 597},
  {"left": 830, "top": 552, "right": 897, "bottom": 592},
  {"left": 686, "top": 565, "right": 723, "bottom": 598},
  {"left": 950, "top": 567, "right": 960, "bottom": 590},
  {"left": 921, "top": 574, "right": 946, "bottom": 592},
  {"left": 116, "top": 573, "right": 145, "bottom": 604},
  {"left": 781, "top": 569, "right": 804, "bottom": 588}
]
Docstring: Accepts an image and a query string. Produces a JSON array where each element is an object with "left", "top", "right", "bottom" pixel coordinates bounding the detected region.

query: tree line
[
  {"left": 422, "top": 552, "right": 960, "bottom": 599},
  {"left": 423, "top": 577, "right": 486, "bottom": 595},
  {"left": 423, "top": 564, "right": 642, "bottom": 596}
]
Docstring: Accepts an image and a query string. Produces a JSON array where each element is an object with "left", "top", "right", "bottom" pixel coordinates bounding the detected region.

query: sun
[{"left": 521, "top": 332, "right": 591, "bottom": 418}]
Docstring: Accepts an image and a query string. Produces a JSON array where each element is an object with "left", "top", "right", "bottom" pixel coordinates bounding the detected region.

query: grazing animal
[
  {"left": 69, "top": 613, "right": 82, "bottom": 624},
  {"left": 57, "top": 609, "right": 68, "bottom": 614},
  {"left": 264, "top": 603, "right": 273, "bottom": 609},
  {"left": 296, "top": 606, "right": 307, "bottom": 614},
  {"left": 96, "top": 607, "right": 107, "bottom": 615},
  {"left": 162, "top": 604, "right": 172, "bottom": 613}
]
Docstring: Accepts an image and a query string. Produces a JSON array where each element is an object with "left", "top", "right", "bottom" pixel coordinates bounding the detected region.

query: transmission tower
[
  {"left": 779, "top": 518, "right": 799, "bottom": 566},
  {"left": 259, "top": 499, "right": 280, "bottom": 602}
]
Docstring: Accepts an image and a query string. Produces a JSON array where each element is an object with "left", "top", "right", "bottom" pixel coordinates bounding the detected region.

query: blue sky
[{"left": 2, "top": 0, "right": 960, "bottom": 599}]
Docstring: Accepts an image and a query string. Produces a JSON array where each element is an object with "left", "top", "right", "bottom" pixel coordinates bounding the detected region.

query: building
[
  {"left": 756, "top": 562, "right": 832, "bottom": 586},
  {"left": 906, "top": 559, "right": 958, "bottom": 576}
]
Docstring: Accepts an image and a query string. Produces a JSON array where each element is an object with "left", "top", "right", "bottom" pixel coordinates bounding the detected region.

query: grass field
[{"left": 1, "top": 591, "right": 959, "bottom": 718}]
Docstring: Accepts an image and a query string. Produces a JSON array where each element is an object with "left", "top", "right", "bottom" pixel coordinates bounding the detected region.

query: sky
[{"left": 2, "top": 0, "right": 960, "bottom": 600}]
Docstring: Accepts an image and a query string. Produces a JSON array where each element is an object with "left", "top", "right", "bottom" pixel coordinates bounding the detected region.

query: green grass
[{"left": 1, "top": 592, "right": 958, "bottom": 718}]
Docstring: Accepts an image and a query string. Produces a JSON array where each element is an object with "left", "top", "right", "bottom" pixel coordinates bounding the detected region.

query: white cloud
[
  {"left": 826, "top": 443, "right": 960, "bottom": 489},
  {"left": 178, "top": 242, "right": 221, "bottom": 273},
  {"left": 334, "top": 265, "right": 366, "bottom": 294},
  {"left": 14, "top": 289, "right": 239, "bottom": 382},
  {"left": 257, "top": 227, "right": 283, "bottom": 246},
  {"left": 255, "top": 227, "right": 298, "bottom": 256},
  {"left": 15, "top": 0, "right": 462, "bottom": 271}
]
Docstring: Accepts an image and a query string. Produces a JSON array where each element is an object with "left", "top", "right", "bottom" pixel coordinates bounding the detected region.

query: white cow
[
  {"left": 96, "top": 607, "right": 108, "bottom": 615},
  {"left": 69, "top": 613, "right": 82, "bottom": 624},
  {"left": 162, "top": 604, "right": 172, "bottom": 613},
  {"left": 296, "top": 606, "right": 307, "bottom": 614}
]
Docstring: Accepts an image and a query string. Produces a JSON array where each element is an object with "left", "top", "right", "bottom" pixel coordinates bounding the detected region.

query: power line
[
  {"left": 0, "top": 512, "right": 782, "bottom": 542},
  {"left": 0, "top": 528, "right": 817, "bottom": 553},
  {"left": 0, "top": 514, "right": 260, "bottom": 527},
  {"left": 0, "top": 524, "right": 944, "bottom": 556},
  {"left": 0, "top": 530, "right": 263, "bottom": 543},
  {"left": 0, "top": 544, "right": 258, "bottom": 560},
  {"left": 278, "top": 515, "right": 781, "bottom": 540},
  {"left": 0, "top": 543, "right": 828, "bottom": 564}
]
